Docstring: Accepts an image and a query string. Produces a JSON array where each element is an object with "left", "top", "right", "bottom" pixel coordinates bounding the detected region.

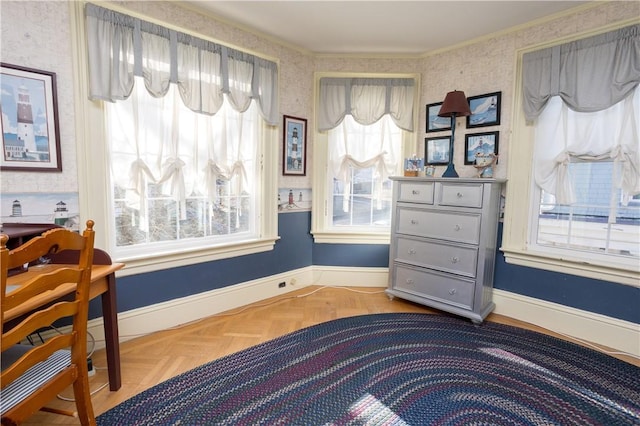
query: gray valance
[
  {"left": 522, "top": 24, "right": 640, "bottom": 121},
  {"left": 318, "top": 78, "right": 415, "bottom": 131},
  {"left": 85, "top": 3, "right": 279, "bottom": 125}
]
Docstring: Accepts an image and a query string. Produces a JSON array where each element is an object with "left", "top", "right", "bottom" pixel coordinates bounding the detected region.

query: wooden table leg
[{"left": 101, "top": 273, "right": 122, "bottom": 391}]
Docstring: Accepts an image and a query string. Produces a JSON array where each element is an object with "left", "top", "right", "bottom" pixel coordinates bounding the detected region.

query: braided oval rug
[{"left": 97, "top": 313, "right": 640, "bottom": 425}]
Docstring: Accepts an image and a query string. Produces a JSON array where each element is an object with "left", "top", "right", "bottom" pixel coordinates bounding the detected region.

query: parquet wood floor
[{"left": 23, "top": 285, "right": 639, "bottom": 425}]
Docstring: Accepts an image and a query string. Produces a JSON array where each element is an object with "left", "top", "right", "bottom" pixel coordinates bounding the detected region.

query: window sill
[
  {"left": 312, "top": 231, "right": 390, "bottom": 245},
  {"left": 114, "top": 237, "right": 279, "bottom": 277},
  {"left": 501, "top": 245, "right": 640, "bottom": 287}
]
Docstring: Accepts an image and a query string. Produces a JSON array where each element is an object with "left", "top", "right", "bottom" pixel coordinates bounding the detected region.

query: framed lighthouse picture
[
  {"left": 283, "top": 115, "right": 307, "bottom": 176},
  {"left": 1, "top": 63, "right": 62, "bottom": 172}
]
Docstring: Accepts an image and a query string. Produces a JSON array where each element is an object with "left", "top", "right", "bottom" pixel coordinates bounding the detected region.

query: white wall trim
[
  {"left": 311, "top": 265, "right": 389, "bottom": 287},
  {"left": 86, "top": 267, "right": 313, "bottom": 349},
  {"left": 492, "top": 288, "right": 640, "bottom": 358},
  {"left": 84, "top": 266, "right": 638, "bottom": 360}
]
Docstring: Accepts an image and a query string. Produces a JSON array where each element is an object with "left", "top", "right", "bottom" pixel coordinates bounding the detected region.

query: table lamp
[{"left": 438, "top": 90, "right": 471, "bottom": 177}]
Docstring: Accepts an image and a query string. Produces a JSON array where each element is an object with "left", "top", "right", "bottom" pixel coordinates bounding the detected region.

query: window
[
  {"left": 502, "top": 24, "right": 639, "bottom": 286},
  {"left": 70, "top": 2, "right": 279, "bottom": 275},
  {"left": 533, "top": 161, "right": 639, "bottom": 259},
  {"left": 328, "top": 115, "right": 401, "bottom": 230},
  {"left": 107, "top": 79, "right": 260, "bottom": 259},
  {"left": 312, "top": 75, "right": 418, "bottom": 243}
]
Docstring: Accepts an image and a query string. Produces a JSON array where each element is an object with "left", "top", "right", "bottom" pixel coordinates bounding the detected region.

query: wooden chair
[{"left": 1, "top": 221, "right": 97, "bottom": 426}]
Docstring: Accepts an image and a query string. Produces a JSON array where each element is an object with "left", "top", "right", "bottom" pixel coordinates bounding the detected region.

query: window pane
[
  {"left": 537, "top": 162, "right": 640, "bottom": 258},
  {"left": 332, "top": 168, "right": 392, "bottom": 227},
  {"left": 328, "top": 115, "right": 400, "bottom": 230}
]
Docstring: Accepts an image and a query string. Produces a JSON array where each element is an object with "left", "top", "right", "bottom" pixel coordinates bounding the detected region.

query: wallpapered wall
[
  {"left": 2, "top": 1, "right": 636, "bottom": 197},
  {"left": 1, "top": 1, "right": 638, "bottom": 327},
  {"left": 1, "top": 1, "right": 79, "bottom": 194}
]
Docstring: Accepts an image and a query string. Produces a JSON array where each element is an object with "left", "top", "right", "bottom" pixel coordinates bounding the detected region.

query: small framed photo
[
  {"left": 1, "top": 63, "right": 62, "bottom": 172},
  {"left": 464, "top": 131, "right": 499, "bottom": 165},
  {"left": 283, "top": 115, "right": 307, "bottom": 176},
  {"left": 426, "top": 102, "right": 452, "bottom": 133},
  {"left": 425, "top": 136, "right": 451, "bottom": 165},
  {"left": 466, "top": 91, "right": 501, "bottom": 128}
]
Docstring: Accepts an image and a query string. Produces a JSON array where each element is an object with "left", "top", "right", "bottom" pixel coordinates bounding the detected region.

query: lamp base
[{"left": 442, "top": 162, "right": 459, "bottom": 178}]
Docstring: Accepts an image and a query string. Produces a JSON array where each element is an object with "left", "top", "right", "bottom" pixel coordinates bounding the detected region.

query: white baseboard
[
  {"left": 492, "top": 289, "right": 640, "bottom": 358},
  {"left": 87, "top": 267, "right": 314, "bottom": 349},
  {"left": 86, "top": 265, "right": 638, "bottom": 359},
  {"left": 311, "top": 265, "right": 389, "bottom": 287}
]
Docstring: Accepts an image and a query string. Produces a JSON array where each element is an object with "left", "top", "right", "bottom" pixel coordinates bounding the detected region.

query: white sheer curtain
[
  {"left": 107, "top": 77, "right": 257, "bottom": 229},
  {"left": 328, "top": 115, "right": 401, "bottom": 212},
  {"left": 86, "top": 3, "right": 272, "bottom": 229},
  {"left": 534, "top": 88, "right": 640, "bottom": 206}
]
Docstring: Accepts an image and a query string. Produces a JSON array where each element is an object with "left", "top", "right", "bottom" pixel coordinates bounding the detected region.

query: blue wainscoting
[
  {"left": 493, "top": 225, "right": 640, "bottom": 324},
  {"left": 90, "top": 213, "right": 639, "bottom": 325},
  {"left": 312, "top": 243, "right": 389, "bottom": 267},
  {"left": 88, "top": 211, "right": 313, "bottom": 319}
]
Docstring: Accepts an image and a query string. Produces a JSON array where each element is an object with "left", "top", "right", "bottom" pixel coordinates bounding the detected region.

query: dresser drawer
[
  {"left": 392, "top": 264, "right": 475, "bottom": 309},
  {"left": 439, "top": 182, "right": 483, "bottom": 208},
  {"left": 396, "top": 208, "right": 481, "bottom": 244},
  {"left": 395, "top": 236, "right": 478, "bottom": 277},
  {"left": 397, "top": 181, "right": 434, "bottom": 204}
]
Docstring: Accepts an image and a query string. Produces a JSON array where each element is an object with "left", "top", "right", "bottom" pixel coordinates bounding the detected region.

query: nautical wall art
[
  {"left": 283, "top": 115, "right": 307, "bottom": 176},
  {"left": 466, "top": 91, "right": 501, "bottom": 129},
  {"left": 425, "top": 102, "right": 452, "bottom": 133},
  {"left": 0, "top": 192, "right": 80, "bottom": 231},
  {"left": 1, "top": 63, "right": 62, "bottom": 172},
  {"left": 278, "top": 188, "right": 311, "bottom": 212}
]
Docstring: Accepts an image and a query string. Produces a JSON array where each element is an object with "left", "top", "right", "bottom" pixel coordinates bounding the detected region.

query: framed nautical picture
[
  {"left": 464, "top": 131, "right": 499, "bottom": 165},
  {"left": 283, "top": 115, "right": 307, "bottom": 176},
  {"left": 426, "top": 102, "right": 452, "bottom": 133},
  {"left": 425, "top": 136, "right": 451, "bottom": 165},
  {"left": 1, "top": 63, "right": 62, "bottom": 172},
  {"left": 466, "top": 91, "right": 501, "bottom": 129}
]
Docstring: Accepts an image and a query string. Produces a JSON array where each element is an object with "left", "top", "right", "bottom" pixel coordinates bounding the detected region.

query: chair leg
[{"left": 72, "top": 371, "right": 96, "bottom": 426}]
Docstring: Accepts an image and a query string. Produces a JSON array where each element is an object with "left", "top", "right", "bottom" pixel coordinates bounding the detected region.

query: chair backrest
[{"left": 1, "top": 220, "right": 96, "bottom": 425}]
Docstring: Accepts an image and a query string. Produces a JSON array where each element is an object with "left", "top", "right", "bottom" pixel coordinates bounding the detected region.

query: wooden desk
[
  {"left": 6, "top": 260, "right": 125, "bottom": 391},
  {"left": 1, "top": 223, "right": 62, "bottom": 250}
]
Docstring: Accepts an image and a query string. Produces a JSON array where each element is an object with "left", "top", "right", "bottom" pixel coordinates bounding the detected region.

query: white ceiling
[{"left": 181, "top": 1, "right": 590, "bottom": 55}]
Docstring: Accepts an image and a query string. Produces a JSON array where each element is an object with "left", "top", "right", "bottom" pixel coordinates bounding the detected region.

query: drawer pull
[
  {"left": 454, "top": 224, "right": 461, "bottom": 231},
  {"left": 449, "top": 289, "right": 457, "bottom": 295},
  {"left": 451, "top": 256, "right": 459, "bottom": 264},
  {"left": 408, "top": 248, "right": 416, "bottom": 255},
  {"left": 457, "top": 192, "right": 463, "bottom": 198},
  {"left": 412, "top": 190, "right": 420, "bottom": 195},
  {"left": 410, "top": 219, "right": 419, "bottom": 225},
  {"left": 406, "top": 279, "right": 415, "bottom": 285}
]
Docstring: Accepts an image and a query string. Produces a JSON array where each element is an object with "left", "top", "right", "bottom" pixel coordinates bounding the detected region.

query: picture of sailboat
[
  {"left": 467, "top": 91, "right": 501, "bottom": 128},
  {"left": 426, "top": 102, "right": 452, "bottom": 132}
]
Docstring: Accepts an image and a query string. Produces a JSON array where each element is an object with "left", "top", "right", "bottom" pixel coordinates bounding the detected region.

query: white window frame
[
  {"left": 502, "top": 21, "right": 640, "bottom": 288},
  {"left": 311, "top": 72, "right": 419, "bottom": 244},
  {"left": 69, "top": 2, "right": 278, "bottom": 277}
]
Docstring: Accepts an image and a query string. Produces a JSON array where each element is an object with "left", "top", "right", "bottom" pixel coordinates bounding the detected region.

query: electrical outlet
[
  {"left": 278, "top": 282, "right": 286, "bottom": 288},
  {"left": 290, "top": 278, "right": 297, "bottom": 286}
]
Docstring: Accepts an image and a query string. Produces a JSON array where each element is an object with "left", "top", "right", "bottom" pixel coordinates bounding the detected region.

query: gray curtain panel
[
  {"left": 318, "top": 77, "right": 415, "bottom": 132},
  {"left": 522, "top": 24, "right": 639, "bottom": 122},
  {"left": 84, "top": 3, "right": 279, "bottom": 125}
]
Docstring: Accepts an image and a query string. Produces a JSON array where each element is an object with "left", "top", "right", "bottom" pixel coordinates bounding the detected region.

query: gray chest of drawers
[{"left": 386, "top": 177, "right": 505, "bottom": 323}]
